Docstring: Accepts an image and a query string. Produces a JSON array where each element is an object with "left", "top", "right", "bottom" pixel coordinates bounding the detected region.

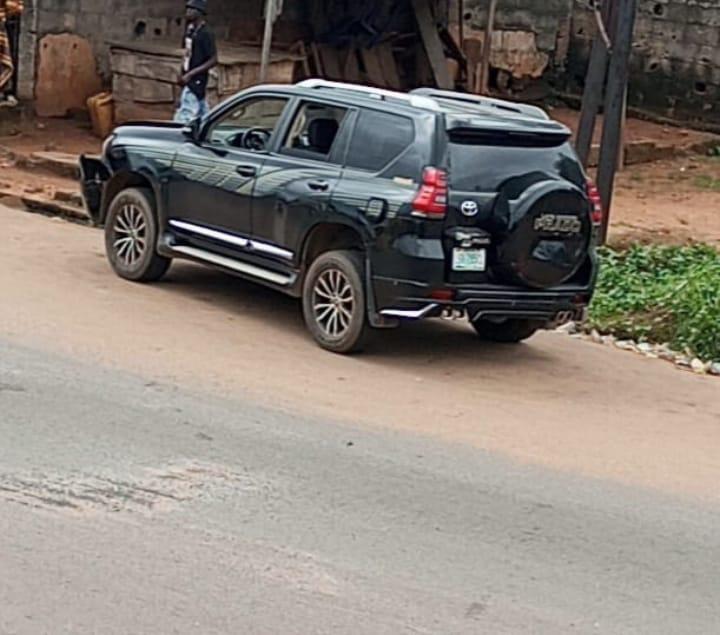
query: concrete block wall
[
  {"left": 17, "top": 0, "right": 307, "bottom": 100},
  {"left": 452, "top": 0, "right": 718, "bottom": 125},
  {"left": 453, "top": 0, "right": 573, "bottom": 64},
  {"left": 570, "top": 1, "right": 720, "bottom": 126}
]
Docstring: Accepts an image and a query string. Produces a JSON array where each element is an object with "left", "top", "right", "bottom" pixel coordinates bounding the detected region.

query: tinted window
[
  {"left": 448, "top": 140, "right": 583, "bottom": 193},
  {"left": 345, "top": 110, "right": 415, "bottom": 173},
  {"left": 208, "top": 97, "right": 288, "bottom": 149},
  {"left": 282, "top": 101, "right": 348, "bottom": 161}
]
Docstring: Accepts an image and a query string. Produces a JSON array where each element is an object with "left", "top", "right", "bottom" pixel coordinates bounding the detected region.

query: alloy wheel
[
  {"left": 312, "top": 268, "right": 356, "bottom": 339},
  {"left": 113, "top": 204, "right": 147, "bottom": 267}
]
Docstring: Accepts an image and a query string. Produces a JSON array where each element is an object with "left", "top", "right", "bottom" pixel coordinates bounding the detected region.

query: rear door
[
  {"left": 250, "top": 100, "right": 352, "bottom": 265},
  {"left": 445, "top": 130, "right": 590, "bottom": 287}
]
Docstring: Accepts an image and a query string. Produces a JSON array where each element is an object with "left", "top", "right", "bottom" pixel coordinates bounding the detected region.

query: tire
[
  {"left": 472, "top": 318, "right": 542, "bottom": 344},
  {"left": 302, "top": 250, "right": 368, "bottom": 354},
  {"left": 105, "top": 187, "right": 171, "bottom": 282}
]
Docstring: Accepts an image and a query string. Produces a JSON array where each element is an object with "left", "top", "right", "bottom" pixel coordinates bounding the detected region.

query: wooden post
[
  {"left": 259, "top": 0, "right": 277, "bottom": 83},
  {"left": 575, "top": 0, "right": 615, "bottom": 168},
  {"left": 596, "top": 0, "right": 638, "bottom": 244},
  {"left": 458, "top": 0, "right": 465, "bottom": 52},
  {"left": 412, "top": 0, "right": 453, "bottom": 89},
  {"left": 478, "top": 0, "right": 498, "bottom": 94}
]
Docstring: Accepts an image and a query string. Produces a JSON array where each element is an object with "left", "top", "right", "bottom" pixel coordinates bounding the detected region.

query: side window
[
  {"left": 345, "top": 110, "right": 415, "bottom": 173},
  {"left": 281, "top": 101, "right": 348, "bottom": 161},
  {"left": 207, "top": 97, "right": 289, "bottom": 151}
]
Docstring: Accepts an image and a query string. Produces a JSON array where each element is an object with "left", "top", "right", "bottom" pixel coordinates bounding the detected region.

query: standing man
[
  {"left": 0, "top": 0, "right": 24, "bottom": 103},
  {"left": 174, "top": 0, "right": 217, "bottom": 124}
]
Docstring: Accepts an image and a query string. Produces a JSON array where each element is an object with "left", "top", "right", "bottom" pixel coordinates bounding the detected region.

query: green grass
[
  {"left": 693, "top": 174, "right": 720, "bottom": 191},
  {"left": 589, "top": 244, "right": 720, "bottom": 362}
]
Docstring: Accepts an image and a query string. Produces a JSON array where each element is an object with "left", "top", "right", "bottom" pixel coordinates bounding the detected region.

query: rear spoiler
[
  {"left": 410, "top": 88, "right": 550, "bottom": 121},
  {"left": 446, "top": 118, "right": 571, "bottom": 147}
]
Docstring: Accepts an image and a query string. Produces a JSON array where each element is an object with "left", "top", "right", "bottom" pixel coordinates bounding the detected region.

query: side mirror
[{"left": 182, "top": 116, "right": 202, "bottom": 143}]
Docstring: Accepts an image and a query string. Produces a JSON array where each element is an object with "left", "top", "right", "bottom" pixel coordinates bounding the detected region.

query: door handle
[
  {"left": 236, "top": 165, "right": 257, "bottom": 177},
  {"left": 308, "top": 180, "right": 330, "bottom": 192}
]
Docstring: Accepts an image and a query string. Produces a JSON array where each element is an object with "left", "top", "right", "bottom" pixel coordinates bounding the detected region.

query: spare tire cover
[{"left": 494, "top": 180, "right": 592, "bottom": 289}]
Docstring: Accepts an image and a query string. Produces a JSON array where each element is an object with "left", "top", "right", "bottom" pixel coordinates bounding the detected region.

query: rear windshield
[{"left": 448, "top": 136, "right": 584, "bottom": 193}]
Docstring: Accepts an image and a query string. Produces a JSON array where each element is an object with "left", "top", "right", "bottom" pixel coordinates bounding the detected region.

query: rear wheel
[
  {"left": 302, "top": 250, "right": 368, "bottom": 354},
  {"left": 472, "top": 318, "right": 541, "bottom": 343},
  {"left": 105, "top": 187, "right": 171, "bottom": 282}
]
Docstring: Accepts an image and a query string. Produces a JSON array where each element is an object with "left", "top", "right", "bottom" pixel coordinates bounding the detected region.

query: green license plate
[{"left": 452, "top": 248, "right": 487, "bottom": 272}]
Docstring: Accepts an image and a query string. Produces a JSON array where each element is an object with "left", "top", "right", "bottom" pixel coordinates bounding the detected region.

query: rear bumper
[{"left": 374, "top": 277, "right": 594, "bottom": 324}]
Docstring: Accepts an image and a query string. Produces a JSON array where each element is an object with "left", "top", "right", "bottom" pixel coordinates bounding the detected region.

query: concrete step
[
  {"left": 0, "top": 177, "right": 89, "bottom": 223},
  {"left": 26, "top": 151, "right": 81, "bottom": 180},
  {"left": 20, "top": 193, "right": 90, "bottom": 223}
]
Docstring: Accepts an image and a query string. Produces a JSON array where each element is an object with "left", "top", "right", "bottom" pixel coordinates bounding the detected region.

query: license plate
[{"left": 452, "top": 248, "right": 486, "bottom": 272}]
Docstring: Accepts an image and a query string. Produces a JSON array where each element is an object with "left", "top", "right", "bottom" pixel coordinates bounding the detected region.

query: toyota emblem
[{"left": 460, "top": 200, "right": 479, "bottom": 217}]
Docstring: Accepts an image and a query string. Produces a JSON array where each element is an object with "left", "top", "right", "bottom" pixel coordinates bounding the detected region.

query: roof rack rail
[
  {"left": 410, "top": 88, "right": 549, "bottom": 121},
  {"left": 296, "top": 79, "right": 441, "bottom": 112}
]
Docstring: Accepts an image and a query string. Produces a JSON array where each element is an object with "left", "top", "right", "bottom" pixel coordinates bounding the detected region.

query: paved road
[{"left": 1, "top": 204, "right": 719, "bottom": 634}]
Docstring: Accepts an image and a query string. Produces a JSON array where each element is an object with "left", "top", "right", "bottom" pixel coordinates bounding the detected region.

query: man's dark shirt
[{"left": 182, "top": 22, "right": 216, "bottom": 99}]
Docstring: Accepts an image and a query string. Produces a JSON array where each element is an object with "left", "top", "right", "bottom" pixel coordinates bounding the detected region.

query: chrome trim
[
  {"left": 170, "top": 220, "right": 249, "bottom": 249},
  {"left": 169, "top": 220, "right": 294, "bottom": 260},
  {"left": 380, "top": 304, "right": 438, "bottom": 319},
  {"left": 249, "top": 240, "right": 294, "bottom": 260},
  {"left": 170, "top": 245, "right": 293, "bottom": 286},
  {"left": 297, "top": 79, "right": 441, "bottom": 112}
]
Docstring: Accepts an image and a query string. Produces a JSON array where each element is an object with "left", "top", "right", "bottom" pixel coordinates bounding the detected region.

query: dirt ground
[
  {"left": 610, "top": 155, "right": 720, "bottom": 247},
  {"left": 1, "top": 203, "right": 719, "bottom": 500},
  {"left": 551, "top": 107, "right": 718, "bottom": 148},
  {"left": 1, "top": 115, "right": 719, "bottom": 246},
  {"left": 0, "top": 117, "right": 101, "bottom": 156}
]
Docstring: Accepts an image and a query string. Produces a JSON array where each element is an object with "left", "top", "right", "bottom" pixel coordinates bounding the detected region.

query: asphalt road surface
[{"left": 1, "top": 203, "right": 719, "bottom": 634}]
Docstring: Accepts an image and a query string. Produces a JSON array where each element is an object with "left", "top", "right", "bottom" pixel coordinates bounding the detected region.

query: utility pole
[
  {"left": 596, "top": 0, "right": 637, "bottom": 243},
  {"left": 575, "top": 0, "right": 615, "bottom": 168}
]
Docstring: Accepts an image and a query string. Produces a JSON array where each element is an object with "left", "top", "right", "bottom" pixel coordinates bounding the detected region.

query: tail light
[
  {"left": 412, "top": 167, "right": 448, "bottom": 219},
  {"left": 586, "top": 178, "right": 603, "bottom": 226}
]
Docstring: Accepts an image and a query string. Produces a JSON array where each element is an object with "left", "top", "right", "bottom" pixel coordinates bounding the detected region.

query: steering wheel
[{"left": 242, "top": 127, "right": 271, "bottom": 151}]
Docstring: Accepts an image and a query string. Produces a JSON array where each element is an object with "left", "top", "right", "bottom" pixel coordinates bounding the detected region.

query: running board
[{"left": 170, "top": 245, "right": 295, "bottom": 287}]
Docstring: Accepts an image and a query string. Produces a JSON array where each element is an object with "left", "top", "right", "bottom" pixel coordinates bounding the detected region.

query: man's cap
[{"left": 186, "top": 0, "right": 208, "bottom": 13}]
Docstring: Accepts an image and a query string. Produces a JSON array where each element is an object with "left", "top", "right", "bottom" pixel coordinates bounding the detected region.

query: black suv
[{"left": 80, "top": 80, "right": 600, "bottom": 353}]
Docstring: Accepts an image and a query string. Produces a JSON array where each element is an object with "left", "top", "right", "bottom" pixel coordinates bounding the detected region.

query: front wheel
[
  {"left": 302, "top": 250, "right": 368, "bottom": 354},
  {"left": 105, "top": 187, "right": 171, "bottom": 282},
  {"left": 472, "top": 318, "right": 542, "bottom": 343}
]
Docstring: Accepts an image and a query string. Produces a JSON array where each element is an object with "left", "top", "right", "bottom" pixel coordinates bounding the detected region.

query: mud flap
[
  {"left": 79, "top": 155, "right": 110, "bottom": 224},
  {"left": 365, "top": 255, "right": 398, "bottom": 329}
]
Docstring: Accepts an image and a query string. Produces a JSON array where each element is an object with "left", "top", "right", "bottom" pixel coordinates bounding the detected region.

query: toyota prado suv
[{"left": 80, "top": 80, "right": 601, "bottom": 354}]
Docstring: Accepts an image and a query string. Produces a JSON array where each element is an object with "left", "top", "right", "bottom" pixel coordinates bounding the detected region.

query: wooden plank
[
  {"left": 112, "top": 75, "right": 174, "bottom": 104},
  {"left": 361, "top": 48, "right": 386, "bottom": 86},
  {"left": 290, "top": 41, "right": 312, "bottom": 77},
  {"left": 343, "top": 49, "right": 362, "bottom": 83},
  {"left": 376, "top": 43, "right": 402, "bottom": 89},
  {"left": 411, "top": 0, "right": 452, "bottom": 89},
  {"left": 114, "top": 100, "right": 174, "bottom": 123},
  {"left": 319, "top": 45, "right": 343, "bottom": 80},
  {"left": 310, "top": 42, "right": 324, "bottom": 76}
]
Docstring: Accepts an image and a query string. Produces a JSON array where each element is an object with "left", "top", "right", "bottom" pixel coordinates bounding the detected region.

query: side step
[{"left": 170, "top": 245, "right": 295, "bottom": 287}]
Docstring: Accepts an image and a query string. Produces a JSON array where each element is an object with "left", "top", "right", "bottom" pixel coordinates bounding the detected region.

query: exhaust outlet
[{"left": 441, "top": 308, "right": 466, "bottom": 321}]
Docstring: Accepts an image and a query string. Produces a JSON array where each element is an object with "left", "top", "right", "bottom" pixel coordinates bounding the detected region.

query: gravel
[{"left": 556, "top": 323, "right": 720, "bottom": 376}]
